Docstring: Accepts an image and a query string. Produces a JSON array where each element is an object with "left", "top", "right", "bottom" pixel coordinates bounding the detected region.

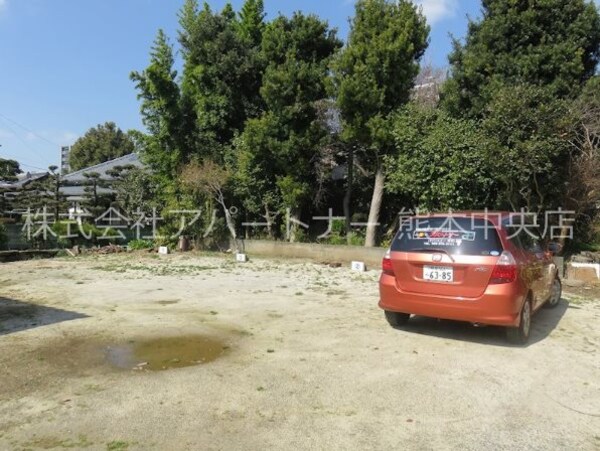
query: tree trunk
[
  {"left": 216, "top": 191, "right": 237, "bottom": 250},
  {"left": 263, "top": 203, "right": 274, "bottom": 239},
  {"left": 344, "top": 145, "right": 354, "bottom": 245},
  {"left": 287, "top": 208, "right": 300, "bottom": 243},
  {"left": 365, "top": 163, "right": 385, "bottom": 248},
  {"left": 223, "top": 207, "right": 237, "bottom": 241}
]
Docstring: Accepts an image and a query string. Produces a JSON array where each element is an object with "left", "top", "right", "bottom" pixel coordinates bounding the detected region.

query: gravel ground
[{"left": 0, "top": 253, "right": 599, "bottom": 451}]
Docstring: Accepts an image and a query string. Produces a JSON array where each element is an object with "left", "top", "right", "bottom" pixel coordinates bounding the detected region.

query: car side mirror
[{"left": 547, "top": 242, "right": 563, "bottom": 256}]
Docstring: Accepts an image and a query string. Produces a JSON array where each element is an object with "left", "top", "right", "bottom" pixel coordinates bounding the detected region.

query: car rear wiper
[{"left": 409, "top": 248, "right": 456, "bottom": 263}]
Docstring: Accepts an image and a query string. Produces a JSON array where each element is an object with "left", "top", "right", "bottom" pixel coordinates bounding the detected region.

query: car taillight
[
  {"left": 490, "top": 251, "right": 517, "bottom": 284},
  {"left": 382, "top": 250, "right": 394, "bottom": 276}
]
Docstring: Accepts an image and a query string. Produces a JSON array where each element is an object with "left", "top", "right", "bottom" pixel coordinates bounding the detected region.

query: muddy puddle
[{"left": 105, "top": 335, "right": 229, "bottom": 371}]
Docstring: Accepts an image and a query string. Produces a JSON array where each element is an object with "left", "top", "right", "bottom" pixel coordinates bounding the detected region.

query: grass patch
[
  {"left": 106, "top": 441, "right": 130, "bottom": 451},
  {"left": 23, "top": 435, "right": 93, "bottom": 449},
  {"left": 93, "top": 263, "right": 217, "bottom": 277}
]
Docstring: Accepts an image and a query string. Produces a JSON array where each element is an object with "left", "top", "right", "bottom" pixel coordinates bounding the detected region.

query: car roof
[{"left": 411, "top": 212, "right": 513, "bottom": 225}]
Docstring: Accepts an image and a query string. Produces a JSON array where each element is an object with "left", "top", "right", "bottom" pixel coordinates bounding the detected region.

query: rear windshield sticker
[
  {"left": 413, "top": 229, "right": 476, "bottom": 244},
  {"left": 428, "top": 238, "right": 463, "bottom": 247}
]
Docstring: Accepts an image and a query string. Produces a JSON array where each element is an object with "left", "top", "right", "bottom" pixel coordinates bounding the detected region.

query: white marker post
[{"left": 351, "top": 261, "right": 366, "bottom": 272}]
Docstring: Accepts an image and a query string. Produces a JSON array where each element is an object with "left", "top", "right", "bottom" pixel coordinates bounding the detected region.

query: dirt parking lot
[{"left": 0, "top": 253, "right": 599, "bottom": 450}]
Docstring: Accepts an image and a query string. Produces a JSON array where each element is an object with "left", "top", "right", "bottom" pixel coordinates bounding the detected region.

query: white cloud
[
  {"left": 415, "top": 0, "right": 458, "bottom": 25},
  {"left": 0, "top": 0, "right": 7, "bottom": 12}
]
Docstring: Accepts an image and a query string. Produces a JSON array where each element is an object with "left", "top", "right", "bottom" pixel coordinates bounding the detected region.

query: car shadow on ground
[
  {"left": 0, "top": 296, "right": 88, "bottom": 336},
  {"left": 395, "top": 299, "right": 569, "bottom": 348}
]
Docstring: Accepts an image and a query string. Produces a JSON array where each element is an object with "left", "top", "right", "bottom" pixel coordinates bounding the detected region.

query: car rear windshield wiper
[{"left": 409, "top": 248, "right": 456, "bottom": 263}]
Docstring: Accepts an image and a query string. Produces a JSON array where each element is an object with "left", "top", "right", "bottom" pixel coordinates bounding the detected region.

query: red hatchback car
[{"left": 379, "top": 212, "right": 562, "bottom": 344}]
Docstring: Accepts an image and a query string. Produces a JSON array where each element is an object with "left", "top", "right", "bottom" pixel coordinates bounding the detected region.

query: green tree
[
  {"left": 442, "top": 0, "right": 600, "bottom": 118},
  {"left": 133, "top": 1, "right": 268, "bottom": 239},
  {"left": 131, "top": 29, "right": 187, "bottom": 190},
  {"left": 47, "top": 165, "right": 67, "bottom": 222},
  {"left": 81, "top": 172, "right": 112, "bottom": 219},
  {"left": 0, "top": 158, "right": 21, "bottom": 181},
  {"left": 237, "top": 0, "right": 265, "bottom": 46},
  {"left": 109, "top": 166, "right": 159, "bottom": 215},
  {"left": 235, "top": 13, "right": 342, "bottom": 241},
  {"left": 69, "top": 122, "right": 135, "bottom": 171},
  {"left": 482, "top": 84, "right": 572, "bottom": 212},
  {"left": 181, "top": 160, "right": 237, "bottom": 242},
  {"left": 0, "top": 159, "right": 20, "bottom": 213},
  {"left": 331, "top": 0, "right": 429, "bottom": 247},
  {"left": 178, "top": 1, "right": 265, "bottom": 162},
  {"left": 386, "top": 104, "right": 497, "bottom": 211},
  {"left": 15, "top": 167, "right": 67, "bottom": 220}
]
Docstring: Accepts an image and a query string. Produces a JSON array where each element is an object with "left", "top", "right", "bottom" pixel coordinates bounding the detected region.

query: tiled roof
[{"left": 61, "top": 153, "right": 144, "bottom": 183}]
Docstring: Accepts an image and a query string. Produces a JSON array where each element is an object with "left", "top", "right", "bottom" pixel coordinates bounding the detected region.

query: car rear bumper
[{"left": 379, "top": 274, "right": 525, "bottom": 327}]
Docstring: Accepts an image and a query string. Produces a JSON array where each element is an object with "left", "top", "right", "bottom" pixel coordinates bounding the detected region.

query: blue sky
[{"left": 0, "top": 0, "right": 479, "bottom": 171}]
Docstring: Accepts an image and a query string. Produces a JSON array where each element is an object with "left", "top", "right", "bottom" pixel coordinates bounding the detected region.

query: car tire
[
  {"left": 544, "top": 278, "right": 562, "bottom": 309},
  {"left": 385, "top": 311, "right": 410, "bottom": 328},
  {"left": 506, "top": 299, "right": 532, "bottom": 345}
]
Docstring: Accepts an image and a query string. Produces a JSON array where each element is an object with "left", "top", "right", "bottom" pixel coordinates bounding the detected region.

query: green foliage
[
  {"left": 237, "top": 0, "right": 265, "bottom": 46},
  {"left": 331, "top": 0, "right": 429, "bottom": 147},
  {"left": 80, "top": 172, "right": 112, "bottom": 219},
  {"left": 0, "top": 158, "right": 21, "bottom": 181},
  {"left": 386, "top": 104, "right": 497, "bottom": 211},
  {"left": 128, "top": 239, "right": 155, "bottom": 250},
  {"left": 131, "top": 30, "right": 186, "bottom": 189},
  {"left": 178, "top": 0, "right": 265, "bottom": 162},
  {"left": 69, "top": 122, "right": 135, "bottom": 171},
  {"left": 133, "top": 0, "right": 267, "bottom": 204},
  {"left": 235, "top": 13, "right": 341, "bottom": 223},
  {"left": 481, "top": 84, "right": 572, "bottom": 211},
  {"left": 439, "top": 0, "right": 600, "bottom": 218},
  {"left": 130, "top": 0, "right": 600, "bottom": 248},
  {"left": 323, "top": 219, "right": 365, "bottom": 246},
  {"left": 330, "top": 0, "right": 429, "bottom": 247},
  {"left": 51, "top": 221, "right": 104, "bottom": 246},
  {"left": 442, "top": 0, "right": 600, "bottom": 117},
  {"left": 13, "top": 169, "right": 67, "bottom": 220},
  {"left": 111, "top": 166, "right": 159, "bottom": 214}
]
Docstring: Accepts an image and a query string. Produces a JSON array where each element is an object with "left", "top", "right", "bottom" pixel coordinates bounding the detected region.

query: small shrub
[
  {"left": 323, "top": 219, "right": 365, "bottom": 246},
  {"left": 347, "top": 232, "right": 365, "bottom": 247},
  {"left": 128, "top": 239, "right": 155, "bottom": 250},
  {"left": 51, "top": 221, "right": 105, "bottom": 248}
]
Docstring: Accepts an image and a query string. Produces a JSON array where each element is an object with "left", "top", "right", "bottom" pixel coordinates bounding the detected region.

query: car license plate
[{"left": 423, "top": 266, "right": 454, "bottom": 283}]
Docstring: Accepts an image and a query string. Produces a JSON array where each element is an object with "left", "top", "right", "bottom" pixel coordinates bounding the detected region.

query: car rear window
[{"left": 390, "top": 217, "right": 503, "bottom": 256}]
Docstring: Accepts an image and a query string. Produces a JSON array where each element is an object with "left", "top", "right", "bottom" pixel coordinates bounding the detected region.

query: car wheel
[
  {"left": 544, "top": 278, "right": 562, "bottom": 309},
  {"left": 384, "top": 311, "right": 410, "bottom": 328},
  {"left": 506, "top": 299, "right": 532, "bottom": 345}
]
